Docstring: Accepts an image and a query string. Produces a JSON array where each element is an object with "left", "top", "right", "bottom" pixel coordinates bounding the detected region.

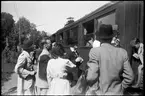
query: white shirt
[{"left": 93, "top": 40, "right": 101, "bottom": 48}]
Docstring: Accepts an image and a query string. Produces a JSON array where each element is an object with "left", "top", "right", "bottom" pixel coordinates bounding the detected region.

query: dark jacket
[
  {"left": 35, "top": 49, "right": 51, "bottom": 88},
  {"left": 65, "top": 49, "right": 83, "bottom": 83}
]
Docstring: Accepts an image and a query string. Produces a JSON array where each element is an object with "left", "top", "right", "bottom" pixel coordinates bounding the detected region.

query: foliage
[
  {"left": 1, "top": 12, "right": 50, "bottom": 66},
  {"left": 1, "top": 12, "right": 15, "bottom": 50},
  {"left": 1, "top": 12, "right": 15, "bottom": 37},
  {"left": 15, "top": 17, "right": 31, "bottom": 44}
]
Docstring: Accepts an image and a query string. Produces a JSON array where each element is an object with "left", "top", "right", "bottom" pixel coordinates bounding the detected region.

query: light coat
[
  {"left": 14, "top": 50, "right": 34, "bottom": 95},
  {"left": 86, "top": 43, "right": 134, "bottom": 95}
]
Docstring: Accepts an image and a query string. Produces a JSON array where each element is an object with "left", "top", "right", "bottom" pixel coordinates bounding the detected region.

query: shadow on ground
[
  {"left": 2, "top": 61, "right": 16, "bottom": 85},
  {"left": 1, "top": 62, "right": 16, "bottom": 94},
  {"left": 2, "top": 86, "right": 17, "bottom": 95},
  {"left": 124, "top": 87, "right": 144, "bottom": 96}
]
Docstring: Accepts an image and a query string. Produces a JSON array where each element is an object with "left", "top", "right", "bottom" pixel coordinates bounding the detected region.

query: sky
[{"left": 2, "top": 1, "right": 110, "bottom": 35}]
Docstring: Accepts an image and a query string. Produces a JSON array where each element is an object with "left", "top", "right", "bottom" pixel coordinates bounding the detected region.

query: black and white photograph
[{"left": 1, "top": 1, "right": 144, "bottom": 95}]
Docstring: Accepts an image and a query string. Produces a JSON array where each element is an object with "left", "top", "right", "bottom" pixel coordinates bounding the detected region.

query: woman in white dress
[{"left": 46, "top": 43, "right": 76, "bottom": 95}]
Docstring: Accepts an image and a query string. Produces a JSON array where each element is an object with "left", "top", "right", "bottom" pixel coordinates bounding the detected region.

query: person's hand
[
  {"left": 72, "top": 64, "right": 76, "bottom": 68},
  {"left": 30, "top": 51, "right": 34, "bottom": 57},
  {"left": 66, "top": 60, "right": 76, "bottom": 68},
  {"left": 133, "top": 53, "right": 139, "bottom": 59},
  {"left": 29, "top": 71, "right": 36, "bottom": 75},
  {"left": 70, "top": 47, "right": 75, "bottom": 52},
  {"left": 139, "top": 64, "right": 143, "bottom": 70},
  {"left": 75, "top": 57, "right": 83, "bottom": 63}
]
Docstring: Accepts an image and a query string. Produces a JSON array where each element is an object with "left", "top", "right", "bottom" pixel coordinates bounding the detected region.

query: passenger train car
[{"left": 50, "top": 1, "right": 144, "bottom": 68}]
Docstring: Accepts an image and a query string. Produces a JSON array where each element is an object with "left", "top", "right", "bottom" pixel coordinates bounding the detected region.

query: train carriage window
[
  {"left": 58, "top": 32, "right": 63, "bottom": 44},
  {"left": 96, "top": 12, "right": 116, "bottom": 40},
  {"left": 98, "top": 12, "right": 116, "bottom": 26},
  {"left": 83, "top": 12, "right": 116, "bottom": 47},
  {"left": 83, "top": 19, "right": 94, "bottom": 47},
  {"left": 83, "top": 20, "right": 94, "bottom": 35},
  {"left": 84, "top": 28, "right": 87, "bottom": 35},
  {"left": 65, "top": 30, "right": 70, "bottom": 45},
  {"left": 51, "top": 34, "right": 56, "bottom": 43},
  {"left": 71, "top": 26, "right": 78, "bottom": 43},
  {"left": 66, "top": 26, "right": 78, "bottom": 46},
  {"left": 60, "top": 33, "right": 63, "bottom": 40}
]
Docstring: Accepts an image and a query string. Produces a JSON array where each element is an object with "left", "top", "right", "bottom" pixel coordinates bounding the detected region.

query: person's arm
[
  {"left": 65, "top": 52, "right": 76, "bottom": 73},
  {"left": 138, "top": 44, "right": 144, "bottom": 65},
  {"left": 75, "top": 57, "right": 84, "bottom": 63},
  {"left": 46, "top": 60, "right": 52, "bottom": 86},
  {"left": 86, "top": 48, "right": 99, "bottom": 84},
  {"left": 14, "top": 55, "right": 34, "bottom": 78},
  {"left": 66, "top": 59, "right": 76, "bottom": 68},
  {"left": 122, "top": 51, "right": 134, "bottom": 89}
]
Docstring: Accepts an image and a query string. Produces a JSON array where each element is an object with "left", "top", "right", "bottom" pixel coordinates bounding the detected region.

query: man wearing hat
[
  {"left": 85, "top": 24, "right": 134, "bottom": 95},
  {"left": 14, "top": 40, "right": 36, "bottom": 95}
]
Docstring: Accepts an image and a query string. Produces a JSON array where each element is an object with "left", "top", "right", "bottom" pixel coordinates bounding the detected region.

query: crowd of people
[{"left": 14, "top": 24, "right": 143, "bottom": 95}]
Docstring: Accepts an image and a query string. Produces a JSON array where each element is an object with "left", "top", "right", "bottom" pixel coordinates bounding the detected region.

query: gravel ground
[
  {"left": 1, "top": 62, "right": 17, "bottom": 95},
  {"left": 1, "top": 62, "right": 143, "bottom": 95},
  {"left": 1, "top": 72, "right": 17, "bottom": 95}
]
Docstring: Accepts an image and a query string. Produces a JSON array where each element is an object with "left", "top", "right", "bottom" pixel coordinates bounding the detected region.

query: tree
[
  {"left": 41, "top": 31, "right": 49, "bottom": 38},
  {"left": 1, "top": 12, "right": 16, "bottom": 64},
  {"left": 15, "top": 17, "right": 31, "bottom": 44},
  {"left": 8, "top": 27, "right": 18, "bottom": 50},
  {"left": 1, "top": 12, "right": 15, "bottom": 50},
  {"left": 30, "top": 23, "right": 37, "bottom": 30},
  {"left": 35, "top": 30, "right": 43, "bottom": 47}
]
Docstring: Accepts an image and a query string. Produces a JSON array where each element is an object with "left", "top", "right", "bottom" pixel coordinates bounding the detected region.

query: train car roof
[{"left": 51, "top": 1, "right": 120, "bottom": 36}]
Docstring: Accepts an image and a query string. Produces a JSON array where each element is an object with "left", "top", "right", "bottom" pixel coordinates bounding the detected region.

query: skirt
[{"left": 47, "top": 78, "right": 70, "bottom": 95}]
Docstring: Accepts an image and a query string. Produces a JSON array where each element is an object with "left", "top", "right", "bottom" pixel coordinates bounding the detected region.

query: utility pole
[
  {"left": 14, "top": 2, "right": 21, "bottom": 45},
  {"left": 19, "top": 22, "right": 21, "bottom": 45}
]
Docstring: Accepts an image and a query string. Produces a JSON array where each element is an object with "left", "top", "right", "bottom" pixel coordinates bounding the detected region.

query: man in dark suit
[{"left": 86, "top": 24, "right": 134, "bottom": 95}]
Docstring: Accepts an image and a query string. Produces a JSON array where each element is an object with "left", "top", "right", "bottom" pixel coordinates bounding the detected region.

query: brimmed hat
[
  {"left": 96, "top": 24, "right": 114, "bottom": 40},
  {"left": 22, "top": 40, "right": 34, "bottom": 51}
]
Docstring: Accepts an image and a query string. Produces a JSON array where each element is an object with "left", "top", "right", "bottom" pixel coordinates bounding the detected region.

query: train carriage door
[
  {"left": 115, "top": 1, "right": 142, "bottom": 58},
  {"left": 138, "top": 1, "right": 144, "bottom": 43}
]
